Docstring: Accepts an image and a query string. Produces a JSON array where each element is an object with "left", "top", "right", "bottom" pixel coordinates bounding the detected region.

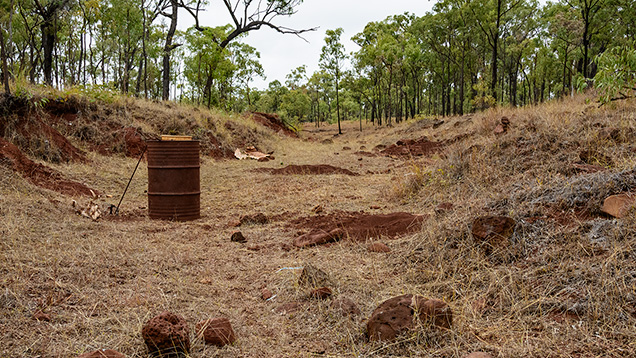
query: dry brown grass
[{"left": 2, "top": 94, "right": 636, "bottom": 357}]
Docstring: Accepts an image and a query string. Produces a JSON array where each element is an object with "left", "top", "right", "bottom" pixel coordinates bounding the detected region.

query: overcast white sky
[{"left": 180, "top": 0, "right": 436, "bottom": 90}]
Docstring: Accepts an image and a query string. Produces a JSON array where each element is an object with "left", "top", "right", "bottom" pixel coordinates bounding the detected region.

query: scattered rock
[
  {"left": 465, "top": 353, "right": 493, "bottom": 358},
  {"left": 342, "top": 146, "right": 352, "bottom": 150},
  {"left": 571, "top": 163, "right": 606, "bottom": 174},
  {"left": 141, "top": 311, "right": 190, "bottom": 357},
  {"left": 77, "top": 349, "right": 127, "bottom": 358},
  {"left": 274, "top": 302, "right": 304, "bottom": 315},
  {"left": 494, "top": 116, "right": 510, "bottom": 135},
  {"left": 239, "top": 213, "right": 268, "bottom": 226},
  {"left": 312, "top": 205, "right": 324, "bottom": 214},
  {"left": 435, "top": 202, "right": 454, "bottom": 214},
  {"left": 293, "top": 228, "right": 345, "bottom": 248},
  {"left": 602, "top": 193, "right": 636, "bottom": 218},
  {"left": 310, "top": 287, "right": 333, "bottom": 300},
  {"left": 331, "top": 298, "right": 361, "bottom": 317},
  {"left": 369, "top": 205, "right": 381, "bottom": 210},
  {"left": 367, "top": 294, "right": 452, "bottom": 341},
  {"left": 32, "top": 310, "right": 51, "bottom": 322},
  {"left": 298, "top": 264, "right": 330, "bottom": 288},
  {"left": 195, "top": 317, "right": 236, "bottom": 347},
  {"left": 471, "top": 216, "right": 516, "bottom": 255},
  {"left": 368, "top": 242, "right": 391, "bottom": 253},
  {"left": 230, "top": 231, "right": 247, "bottom": 243},
  {"left": 261, "top": 288, "right": 273, "bottom": 301},
  {"left": 471, "top": 298, "right": 487, "bottom": 316}
]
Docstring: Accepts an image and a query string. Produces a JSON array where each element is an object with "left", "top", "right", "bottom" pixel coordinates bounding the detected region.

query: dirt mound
[
  {"left": 1, "top": 96, "right": 86, "bottom": 163},
  {"left": 0, "top": 137, "right": 97, "bottom": 196},
  {"left": 381, "top": 137, "right": 443, "bottom": 158},
  {"left": 254, "top": 164, "right": 358, "bottom": 176},
  {"left": 249, "top": 112, "right": 298, "bottom": 138},
  {"left": 291, "top": 211, "right": 426, "bottom": 247}
]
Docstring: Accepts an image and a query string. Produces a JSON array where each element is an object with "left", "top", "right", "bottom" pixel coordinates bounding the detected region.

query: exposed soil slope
[{"left": 0, "top": 137, "right": 97, "bottom": 196}]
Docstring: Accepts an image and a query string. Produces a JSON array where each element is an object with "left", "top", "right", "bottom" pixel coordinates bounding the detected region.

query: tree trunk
[
  {"left": 336, "top": 67, "right": 342, "bottom": 134},
  {"left": 41, "top": 20, "right": 55, "bottom": 86},
  {"left": 162, "top": 0, "right": 178, "bottom": 101},
  {"left": 0, "top": 28, "right": 10, "bottom": 94}
]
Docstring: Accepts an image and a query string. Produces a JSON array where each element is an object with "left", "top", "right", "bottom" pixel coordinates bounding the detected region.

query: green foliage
[{"left": 594, "top": 46, "right": 636, "bottom": 104}]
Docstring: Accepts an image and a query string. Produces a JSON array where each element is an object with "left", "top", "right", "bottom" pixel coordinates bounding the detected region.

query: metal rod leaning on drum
[{"left": 115, "top": 146, "right": 147, "bottom": 215}]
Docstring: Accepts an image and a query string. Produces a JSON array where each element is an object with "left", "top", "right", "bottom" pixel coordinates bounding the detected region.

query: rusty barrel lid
[{"left": 147, "top": 140, "right": 200, "bottom": 221}]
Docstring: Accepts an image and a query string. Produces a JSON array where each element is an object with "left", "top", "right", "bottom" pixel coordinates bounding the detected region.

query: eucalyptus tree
[
  {"left": 468, "top": 0, "right": 526, "bottom": 103},
  {"left": 32, "top": 0, "right": 73, "bottom": 85},
  {"left": 160, "top": 0, "right": 313, "bottom": 101},
  {"left": 320, "top": 27, "right": 347, "bottom": 134}
]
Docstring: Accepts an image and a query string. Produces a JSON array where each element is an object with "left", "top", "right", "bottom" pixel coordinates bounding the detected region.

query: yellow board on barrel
[{"left": 161, "top": 135, "right": 193, "bottom": 141}]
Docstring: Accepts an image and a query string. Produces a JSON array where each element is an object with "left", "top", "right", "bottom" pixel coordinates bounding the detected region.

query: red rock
[
  {"left": 298, "top": 264, "right": 330, "bottom": 288},
  {"left": 293, "top": 228, "right": 344, "bottom": 248},
  {"left": 494, "top": 116, "right": 510, "bottom": 135},
  {"left": 310, "top": 287, "right": 333, "bottom": 300},
  {"left": 471, "top": 216, "right": 516, "bottom": 255},
  {"left": 141, "top": 311, "right": 190, "bottom": 357},
  {"left": 32, "top": 310, "right": 51, "bottom": 322},
  {"left": 435, "top": 202, "right": 454, "bottom": 214},
  {"left": 368, "top": 242, "right": 391, "bottom": 253},
  {"left": 261, "top": 288, "right": 273, "bottom": 300},
  {"left": 331, "top": 298, "right": 361, "bottom": 317},
  {"left": 602, "top": 193, "right": 636, "bottom": 218},
  {"left": 465, "top": 353, "right": 493, "bottom": 358},
  {"left": 571, "top": 163, "right": 606, "bottom": 174},
  {"left": 77, "top": 349, "right": 127, "bottom": 358},
  {"left": 274, "top": 302, "right": 304, "bottom": 314},
  {"left": 367, "top": 294, "right": 452, "bottom": 341},
  {"left": 230, "top": 231, "right": 247, "bottom": 243},
  {"left": 195, "top": 317, "right": 236, "bottom": 347}
]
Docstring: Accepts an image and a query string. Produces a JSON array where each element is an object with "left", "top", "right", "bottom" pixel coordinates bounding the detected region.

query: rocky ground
[{"left": 1, "top": 92, "right": 635, "bottom": 357}]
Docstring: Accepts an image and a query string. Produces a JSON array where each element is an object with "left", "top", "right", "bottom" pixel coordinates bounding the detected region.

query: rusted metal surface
[{"left": 147, "top": 140, "right": 200, "bottom": 221}]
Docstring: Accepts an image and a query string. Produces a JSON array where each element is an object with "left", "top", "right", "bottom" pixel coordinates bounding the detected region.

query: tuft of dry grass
[{"left": 2, "top": 94, "right": 636, "bottom": 357}]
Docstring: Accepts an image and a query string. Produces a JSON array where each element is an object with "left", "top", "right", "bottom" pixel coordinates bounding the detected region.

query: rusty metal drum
[{"left": 147, "top": 140, "right": 200, "bottom": 221}]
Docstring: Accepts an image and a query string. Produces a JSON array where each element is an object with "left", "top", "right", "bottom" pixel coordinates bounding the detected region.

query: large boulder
[
  {"left": 195, "top": 317, "right": 236, "bottom": 347},
  {"left": 367, "top": 294, "right": 452, "bottom": 341},
  {"left": 141, "top": 311, "right": 190, "bottom": 357}
]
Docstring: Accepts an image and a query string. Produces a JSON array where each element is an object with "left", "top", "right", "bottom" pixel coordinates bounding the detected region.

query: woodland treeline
[{"left": 0, "top": 0, "right": 635, "bottom": 127}]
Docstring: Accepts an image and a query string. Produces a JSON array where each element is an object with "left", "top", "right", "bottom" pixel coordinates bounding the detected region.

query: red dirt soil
[
  {"left": 0, "top": 137, "right": 98, "bottom": 196},
  {"left": 291, "top": 211, "right": 427, "bottom": 247},
  {"left": 381, "top": 137, "right": 443, "bottom": 158},
  {"left": 254, "top": 164, "right": 359, "bottom": 176},
  {"left": 249, "top": 112, "right": 298, "bottom": 138}
]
